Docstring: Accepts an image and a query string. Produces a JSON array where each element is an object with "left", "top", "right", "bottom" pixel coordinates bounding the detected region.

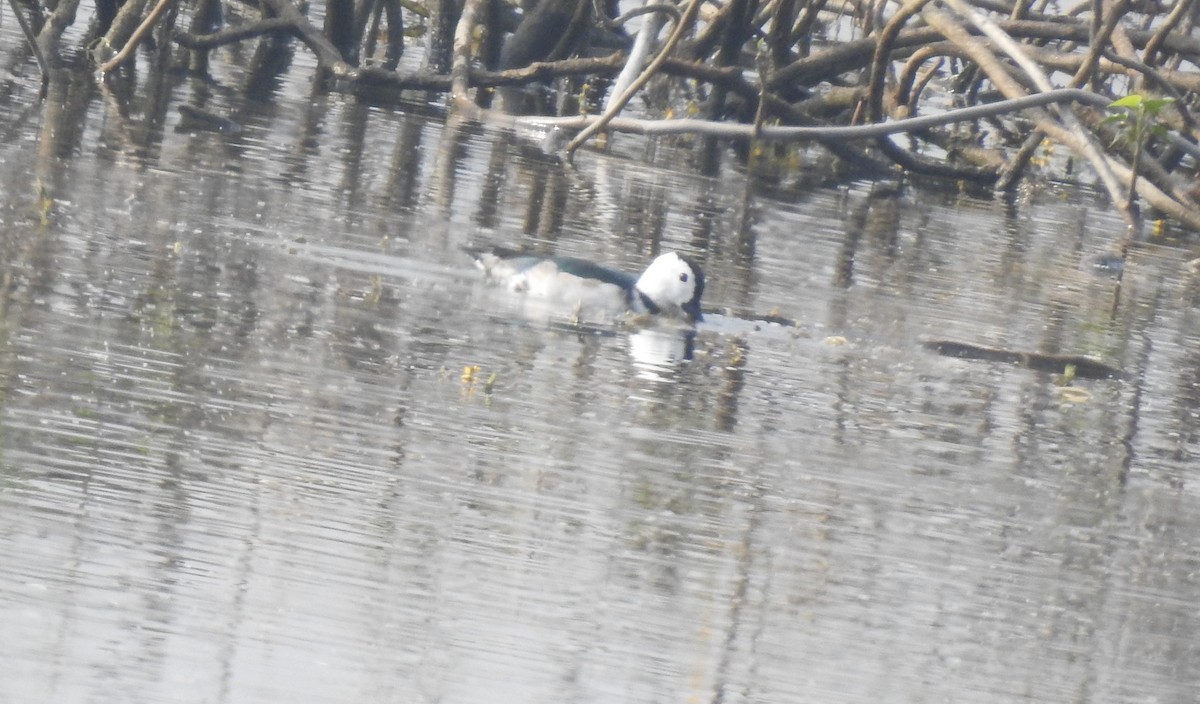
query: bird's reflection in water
[{"left": 628, "top": 326, "right": 696, "bottom": 380}]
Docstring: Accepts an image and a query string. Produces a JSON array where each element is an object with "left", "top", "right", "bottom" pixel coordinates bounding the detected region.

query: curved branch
[
  {"left": 608, "top": 2, "right": 680, "bottom": 27},
  {"left": 868, "top": 0, "right": 930, "bottom": 123},
  {"left": 174, "top": 17, "right": 296, "bottom": 49},
  {"left": 895, "top": 44, "right": 945, "bottom": 108},
  {"left": 907, "top": 56, "right": 943, "bottom": 113}
]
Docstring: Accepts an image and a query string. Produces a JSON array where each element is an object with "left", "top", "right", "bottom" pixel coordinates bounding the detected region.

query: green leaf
[
  {"left": 1109, "top": 94, "right": 1144, "bottom": 110},
  {"left": 1143, "top": 97, "right": 1175, "bottom": 114}
]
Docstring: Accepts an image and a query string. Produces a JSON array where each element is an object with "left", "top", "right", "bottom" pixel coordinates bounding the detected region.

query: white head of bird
[{"left": 635, "top": 252, "right": 705, "bottom": 322}]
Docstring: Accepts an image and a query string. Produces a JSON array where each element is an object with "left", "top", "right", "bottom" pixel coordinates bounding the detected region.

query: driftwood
[
  {"left": 13, "top": 0, "right": 1200, "bottom": 231},
  {"left": 923, "top": 340, "right": 1124, "bottom": 380}
]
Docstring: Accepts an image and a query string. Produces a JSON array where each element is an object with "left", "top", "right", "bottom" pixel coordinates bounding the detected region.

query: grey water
[{"left": 2, "top": 51, "right": 1200, "bottom": 704}]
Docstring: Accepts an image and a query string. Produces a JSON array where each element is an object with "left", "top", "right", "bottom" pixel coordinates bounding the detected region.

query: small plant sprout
[{"left": 1103, "top": 94, "right": 1176, "bottom": 208}]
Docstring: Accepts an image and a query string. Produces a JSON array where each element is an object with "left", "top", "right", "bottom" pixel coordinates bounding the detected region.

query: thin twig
[
  {"left": 565, "top": 0, "right": 704, "bottom": 155},
  {"left": 519, "top": 89, "right": 1121, "bottom": 140},
  {"left": 98, "top": 0, "right": 176, "bottom": 72},
  {"left": 605, "top": 0, "right": 670, "bottom": 115}
]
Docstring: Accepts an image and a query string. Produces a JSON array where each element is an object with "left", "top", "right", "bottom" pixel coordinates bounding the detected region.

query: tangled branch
[{"left": 16, "top": 0, "right": 1200, "bottom": 230}]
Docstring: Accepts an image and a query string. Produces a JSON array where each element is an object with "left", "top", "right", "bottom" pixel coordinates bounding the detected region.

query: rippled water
[{"left": 2, "top": 61, "right": 1200, "bottom": 704}]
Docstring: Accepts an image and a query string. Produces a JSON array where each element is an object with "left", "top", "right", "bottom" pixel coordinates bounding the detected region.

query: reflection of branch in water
[
  {"left": 715, "top": 337, "right": 748, "bottom": 433},
  {"left": 7, "top": 0, "right": 49, "bottom": 94}
]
